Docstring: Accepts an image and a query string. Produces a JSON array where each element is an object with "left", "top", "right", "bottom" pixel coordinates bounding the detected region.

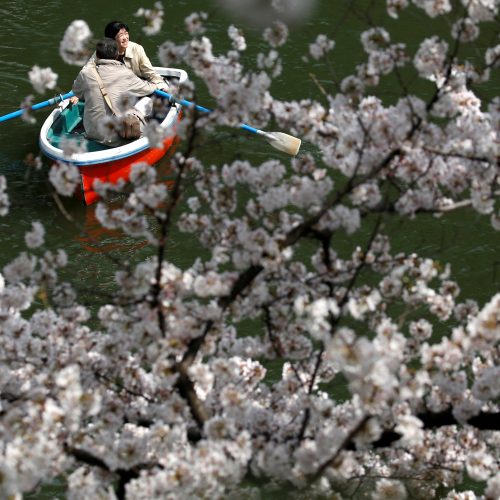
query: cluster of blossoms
[
  {"left": 135, "top": 1, "right": 164, "bottom": 36},
  {"left": 49, "top": 160, "right": 82, "bottom": 196},
  {"left": 309, "top": 34, "right": 335, "bottom": 61},
  {"left": 28, "top": 65, "right": 58, "bottom": 94},
  {"left": 2, "top": 1, "right": 500, "bottom": 498},
  {"left": 389, "top": 0, "right": 498, "bottom": 20},
  {"left": 59, "top": 19, "right": 93, "bottom": 66},
  {"left": 262, "top": 20, "right": 289, "bottom": 48},
  {"left": 20, "top": 94, "right": 36, "bottom": 124},
  {"left": 159, "top": 30, "right": 274, "bottom": 130},
  {"left": 0, "top": 175, "right": 9, "bottom": 216}
]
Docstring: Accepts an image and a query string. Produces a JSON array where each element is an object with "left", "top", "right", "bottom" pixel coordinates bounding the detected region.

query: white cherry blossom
[
  {"left": 28, "top": 65, "right": 58, "bottom": 94},
  {"left": 59, "top": 20, "right": 93, "bottom": 66}
]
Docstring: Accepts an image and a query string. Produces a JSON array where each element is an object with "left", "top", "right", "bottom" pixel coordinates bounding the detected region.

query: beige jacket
[
  {"left": 87, "top": 41, "right": 167, "bottom": 88},
  {"left": 72, "top": 59, "right": 161, "bottom": 146}
]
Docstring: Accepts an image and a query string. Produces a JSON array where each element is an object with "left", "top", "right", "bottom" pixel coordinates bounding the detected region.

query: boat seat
[
  {"left": 46, "top": 103, "right": 110, "bottom": 152},
  {"left": 63, "top": 103, "right": 83, "bottom": 133}
]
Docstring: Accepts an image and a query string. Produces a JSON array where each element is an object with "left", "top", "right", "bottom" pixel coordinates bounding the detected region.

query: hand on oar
[
  {"left": 0, "top": 92, "right": 75, "bottom": 123},
  {"left": 154, "top": 89, "right": 301, "bottom": 156}
]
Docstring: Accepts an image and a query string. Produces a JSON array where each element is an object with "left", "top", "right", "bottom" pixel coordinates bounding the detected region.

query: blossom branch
[{"left": 65, "top": 444, "right": 161, "bottom": 500}]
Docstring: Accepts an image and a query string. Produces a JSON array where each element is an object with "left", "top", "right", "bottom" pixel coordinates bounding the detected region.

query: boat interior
[
  {"left": 46, "top": 99, "right": 174, "bottom": 153},
  {"left": 46, "top": 71, "right": 181, "bottom": 152},
  {"left": 46, "top": 102, "right": 106, "bottom": 151}
]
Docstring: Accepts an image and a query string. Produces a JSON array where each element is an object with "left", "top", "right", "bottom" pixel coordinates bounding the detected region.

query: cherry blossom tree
[{"left": 1, "top": 0, "right": 499, "bottom": 498}]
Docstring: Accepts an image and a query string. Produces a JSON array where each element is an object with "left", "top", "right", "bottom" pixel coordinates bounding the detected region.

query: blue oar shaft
[
  {"left": 154, "top": 89, "right": 211, "bottom": 114},
  {"left": 0, "top": 91, "right": 75, "bottom": 123},
  {"left": 154, "top": 89, "right": 261, "bottom": 135},
  {"left": 239, "top": 123, "right": 262, "bottom": 135}
]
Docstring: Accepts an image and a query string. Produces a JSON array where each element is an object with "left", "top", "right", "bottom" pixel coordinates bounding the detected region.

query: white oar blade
[{"left": 265, "top": 132, "right": 301, "bottom": 156}]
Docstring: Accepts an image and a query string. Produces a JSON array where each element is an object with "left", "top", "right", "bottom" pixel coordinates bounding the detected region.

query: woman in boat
[{"left": 102, "top": 21, "right": 168, "bottom": 88}]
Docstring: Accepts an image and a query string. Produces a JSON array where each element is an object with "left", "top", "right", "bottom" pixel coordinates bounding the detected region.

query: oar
[
  {"left": 0, "top": 91, "right": 75, "bottom": 123},
  {"left": 154, "top": 89, "right": 301, "bottom": 156}
]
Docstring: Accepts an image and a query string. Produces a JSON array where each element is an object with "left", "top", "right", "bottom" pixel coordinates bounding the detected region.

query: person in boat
[
  {"left": 69, "top": 21, "right": 168, "bottom": 106},
  {"left": 71, "top": 37, "right": 163, "bottom": 147},
  {"left": 103, "top": 21, "right": 168, "bottom": 88}
]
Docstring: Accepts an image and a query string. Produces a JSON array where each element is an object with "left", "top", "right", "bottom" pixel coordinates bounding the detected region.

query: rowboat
[{"left": 39, "top": 67, "right": 188, "bottom": 205}]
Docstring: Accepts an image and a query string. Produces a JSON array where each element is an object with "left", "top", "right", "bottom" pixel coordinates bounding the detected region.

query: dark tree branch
[
  {"left": 65, "top": 444, "right": 161, "bottom": 500},
  {"left": 354, "top": 409, "right": 500, "bottom": 451}
]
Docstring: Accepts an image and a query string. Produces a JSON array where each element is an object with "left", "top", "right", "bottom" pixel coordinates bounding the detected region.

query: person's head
[
  {"left": 95, "top": 37, "right": 119, "bottom": 60},
  {"left": 104, "top": 21, "right": 129, "bottom": 54}
]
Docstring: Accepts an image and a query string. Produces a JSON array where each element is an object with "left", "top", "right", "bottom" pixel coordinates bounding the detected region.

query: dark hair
[
  {"left": 96, "top": 37, "right": 119, "bottom": 60},
  {"left": 104, "top": 21, "right": 129, "bottom": 39}
]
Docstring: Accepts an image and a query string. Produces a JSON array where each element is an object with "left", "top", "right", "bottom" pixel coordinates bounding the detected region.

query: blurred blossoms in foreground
[
  {"left": 24, "top": 221, "right": 45, "bottom": 249},
  {"left": 216, "top": 0, "right": 318, "bottom": 27},
  {"left": 28, "top": 65, "right": 58, "bottom": 94},
  {"left": 59, "top": 19, "right": 93, "bottom": 66},
  {"left": 309, "top": 34, "right": 335, "bottom": 60},
  {"left": 0, "top": 175, "right": 9, "bottom": 216},
  {"left": 135, "top": 1, "right": 164, "bottom": 35}
]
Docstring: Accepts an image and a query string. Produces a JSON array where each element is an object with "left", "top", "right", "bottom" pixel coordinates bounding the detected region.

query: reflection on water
[
  {"left": 75, "top": 203, "right": 148, "bottom": 254},
  {"left": 74, "top": 155, "right": 176, "bottom": 254}
]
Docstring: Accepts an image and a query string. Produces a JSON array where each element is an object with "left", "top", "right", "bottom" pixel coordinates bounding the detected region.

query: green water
[{"left": 0, "top": 1, "right": 498, "bottom": 498}]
